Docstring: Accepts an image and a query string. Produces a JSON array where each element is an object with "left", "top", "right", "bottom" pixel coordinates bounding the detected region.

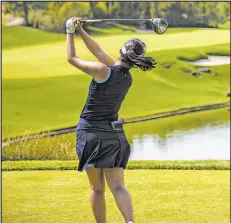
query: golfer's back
[{"left": 80, "top": 65, "right": 132, "bottom": 121}]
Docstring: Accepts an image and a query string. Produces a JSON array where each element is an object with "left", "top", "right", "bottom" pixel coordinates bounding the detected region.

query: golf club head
[{"left": 150, "top": 18, "right": 168, "bottom": 34}]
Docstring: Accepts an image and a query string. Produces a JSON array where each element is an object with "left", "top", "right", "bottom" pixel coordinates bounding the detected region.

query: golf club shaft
[{"left": 80, "top": 19, "right": 151, "bottom": 23}]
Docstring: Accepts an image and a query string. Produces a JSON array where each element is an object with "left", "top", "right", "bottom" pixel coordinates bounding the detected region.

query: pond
[
  {"left": 2, "top": 107, "right": 230, "bottom": 161},
  {"left": 124, "top": 108, "right": 230, "bottom": 161},
  {"left": 191, "top": 55, "right": 230, "bottom": 66}
]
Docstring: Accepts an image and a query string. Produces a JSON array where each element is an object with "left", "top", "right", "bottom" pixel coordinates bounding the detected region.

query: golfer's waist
[
  {"left": 77, "top": 118, "right": 123, "bottom": 132},
  {"left": 80, "top": 110, "right": 118, "bottom": 120}
]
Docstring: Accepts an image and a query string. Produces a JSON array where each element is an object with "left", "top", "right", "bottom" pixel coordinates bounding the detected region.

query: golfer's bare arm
[
  {"left": 78, "top": 29, "right": 115, "bottom": 66},
  {"left": 66, "top": 34, "right": 109, "bottom": 81}
]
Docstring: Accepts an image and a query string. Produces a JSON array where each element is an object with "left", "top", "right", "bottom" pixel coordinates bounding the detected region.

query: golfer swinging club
[{"left": 66, "top": 17, "right": 157, "bottom": 223}]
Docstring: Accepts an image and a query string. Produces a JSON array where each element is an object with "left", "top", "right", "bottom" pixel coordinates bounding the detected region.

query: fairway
[
  {"left": 2, "top": 170, "right": 230, "bottom": 223},
  {"left": 2, "top": 29, "right": 230, "bottom": 79},
  {"left": 2, "top": 26, "right": 65, "bottom": 49},
  {"left": 2, "top": 28, "right": 230, "bottom": 137}
]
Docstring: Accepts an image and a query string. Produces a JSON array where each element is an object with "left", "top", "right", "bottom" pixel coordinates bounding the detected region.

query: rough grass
[
  {"left": 2, "top": 170, "right": 230, "bottom": 222},
  {"left": 2, "top": 28, "right": 230, "bottom": 136},
  {"left": 219, "top": 21, "right": 230, "bottom": 29},
  {"left": 2, "top": 108, "right": 230, "bottom": 161},
  {"left": 2, "top": 160, "right": 230, "bottom": 171},
  {"left": 2, "top": 132, "right": 76, "bottom": 161}
]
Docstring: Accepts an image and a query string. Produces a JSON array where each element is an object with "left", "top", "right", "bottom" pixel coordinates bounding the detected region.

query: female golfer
[{"left": 66, "top": 17, "right": 156, "bottom": 223}]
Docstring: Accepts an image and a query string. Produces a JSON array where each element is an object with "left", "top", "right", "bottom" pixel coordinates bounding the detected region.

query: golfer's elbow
[
  {"left": 67, "top": 56, "right": 74, "bottom": 64},
  {"left": 66, "top": 50, "right": 76, "bottom": 63}
]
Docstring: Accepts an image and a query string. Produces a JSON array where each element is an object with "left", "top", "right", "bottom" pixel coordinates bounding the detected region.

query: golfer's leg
[
  {"left": 86, "top": 167, "right": 106, "bottom": 223},
  {"left": 104, "top": 168, "right": 133, "bottom": 223}
]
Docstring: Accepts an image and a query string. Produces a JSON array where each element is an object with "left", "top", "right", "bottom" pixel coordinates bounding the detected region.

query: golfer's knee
[
  {"left": 91, "top": 185, "right": 105, "bottom": 196},
  {"left": 111, "top": 183, "right": 125, "bottom": 194}
]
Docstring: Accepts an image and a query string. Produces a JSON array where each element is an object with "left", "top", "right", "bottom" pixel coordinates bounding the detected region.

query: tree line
[{"left": 2, "top": 1, "right": 230, "bottom": 32}]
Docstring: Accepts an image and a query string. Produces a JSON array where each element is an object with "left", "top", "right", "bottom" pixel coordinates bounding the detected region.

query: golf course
[
  {"left": 2, "top": 170, "right": 230, "bottom": 223},
  {"left": 2, "top": 26, "right": 230, "bottom": 137},
  {"left": 2, "top": 24, "right": 230, "bottom": 223}
]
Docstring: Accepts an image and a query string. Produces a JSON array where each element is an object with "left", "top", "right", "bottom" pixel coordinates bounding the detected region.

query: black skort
[{"left": 76, "top": 118, "right": 131, "bottom": 172}]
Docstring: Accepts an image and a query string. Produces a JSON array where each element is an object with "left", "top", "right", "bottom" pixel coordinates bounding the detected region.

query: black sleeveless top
[{"left": 80, "top": 65, "right": 132, "bottom": 121}]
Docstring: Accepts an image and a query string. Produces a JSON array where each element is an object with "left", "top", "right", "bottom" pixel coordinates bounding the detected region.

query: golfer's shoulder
[
  {"left": 93, "top": 64, "right": 111, "bottom": 83},
  {"left": 109, "top": 66, "right": 132, "bottom": 86}
]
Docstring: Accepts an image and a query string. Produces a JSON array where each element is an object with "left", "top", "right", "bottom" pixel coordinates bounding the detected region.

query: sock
[{"left": 128, "top": 221, "right": 134, "bottom": 223}]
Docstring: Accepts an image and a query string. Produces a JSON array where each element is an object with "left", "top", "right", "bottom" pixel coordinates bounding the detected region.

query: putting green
[
  {"left": 2, "top": 170, "right": 230, "bottom": 223},
  {"left": 2, "top": 28, "right": 230, "bottom": 137}
]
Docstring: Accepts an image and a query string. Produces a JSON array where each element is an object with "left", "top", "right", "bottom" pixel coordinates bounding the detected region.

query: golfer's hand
[
  {"left": 73, "top": 17, "right": 83, "bottom": 32},
  {"left": 66, "top": 17, "right": 76, "bottom": 34}
]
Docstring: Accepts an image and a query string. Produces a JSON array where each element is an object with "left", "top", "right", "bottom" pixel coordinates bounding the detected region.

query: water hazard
[{"left": 124, "top": 108, "right": 230, "bottom": 161}]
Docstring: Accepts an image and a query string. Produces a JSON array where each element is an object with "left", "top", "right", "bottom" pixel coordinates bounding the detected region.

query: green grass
[
  {"left": 2, "top": 26, "right": 65, "bottom": 49},
  {"left": 2, "top": 28, "right": 230, "bottom": 137},
  {"left": 87, "top": 23, "right": 138, "bottom": 34},
  {"left": 202, "top": 43, "right": 231, "bottom": 56},
  {"left": 177, "top": 43, "right": 230, "bottom": 61},
  {"left": 3, "top": 44, "right": 230, "bottom": 137},
  {"left": 1, "top": 26, "right": 201, "bottom": 50},
  {"left": 2, "top": 29, "right": 230, "bottom": 78},
  {"left": 2, "top": 17, "right": 7, "bottom": 25},
  {"left": 2, "top": 160, "right": 230, "bottom": 171},
  {"left": 2, "top": 108, "right": 230, "bottom": 161},
  {"left": 113, "top": 23, "right": 137, "bottom": 32},
  {"left": 2, "top": 170, "right": 230, "bottom": 222},
  {"left": 219, "top": 21, "right": 230, "bottom": 29},
  {"left": 151, "top": 27, "right": 198, "bottom": 34}
]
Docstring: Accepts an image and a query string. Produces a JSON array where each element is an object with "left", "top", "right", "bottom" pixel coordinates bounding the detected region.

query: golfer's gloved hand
[
  {"left": 66, "top": 18, "right": 75, "bottom": 34},
  {"left": 73, "top": 18, "right": 83, "bottom": 32}
]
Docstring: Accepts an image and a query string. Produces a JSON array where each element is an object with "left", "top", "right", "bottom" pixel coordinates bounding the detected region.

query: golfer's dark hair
[{"left": 120, "top": 38, "right": 157, "bottom": 71}]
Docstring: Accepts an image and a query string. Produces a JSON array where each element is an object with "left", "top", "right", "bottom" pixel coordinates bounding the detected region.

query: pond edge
[{"left": 3, "top": 102, "right": 230, "bottom": 148}]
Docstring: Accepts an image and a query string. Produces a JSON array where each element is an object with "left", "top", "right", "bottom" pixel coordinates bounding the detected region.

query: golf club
[{"left": 80, "top": 18, "right": 168, "bottom": 34}]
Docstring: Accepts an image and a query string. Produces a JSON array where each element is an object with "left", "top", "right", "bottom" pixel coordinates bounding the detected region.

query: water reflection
[
  {"left": 125, "top": 109, "right": 230, "bottom": 160},
  {"left": 129, "top": 123, "right": 230, "bottom": 160}
]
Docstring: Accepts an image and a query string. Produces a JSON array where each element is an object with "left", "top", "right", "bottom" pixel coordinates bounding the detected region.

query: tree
[
  {"left": 154, "top": 2, "right": 160, "bottom": 18},
  {"left": 22, "top": 2, "right": 29, "bottom": 26},
  {"left": 3, "top": 2, "right": 30, "bottom": 26},
  {"left": 2, "top": 1, "right": 230, "bottom": 31},
  {"left": 142, "top": 2, "right": 152, "bottom": 28},
  {"left": 3, "top": 1, "right": 49, "bottom": 27}
]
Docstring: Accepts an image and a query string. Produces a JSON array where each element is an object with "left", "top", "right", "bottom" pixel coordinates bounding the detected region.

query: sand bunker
[{"left": 191, "top": 55, "right": 230, "bottom": 66}]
